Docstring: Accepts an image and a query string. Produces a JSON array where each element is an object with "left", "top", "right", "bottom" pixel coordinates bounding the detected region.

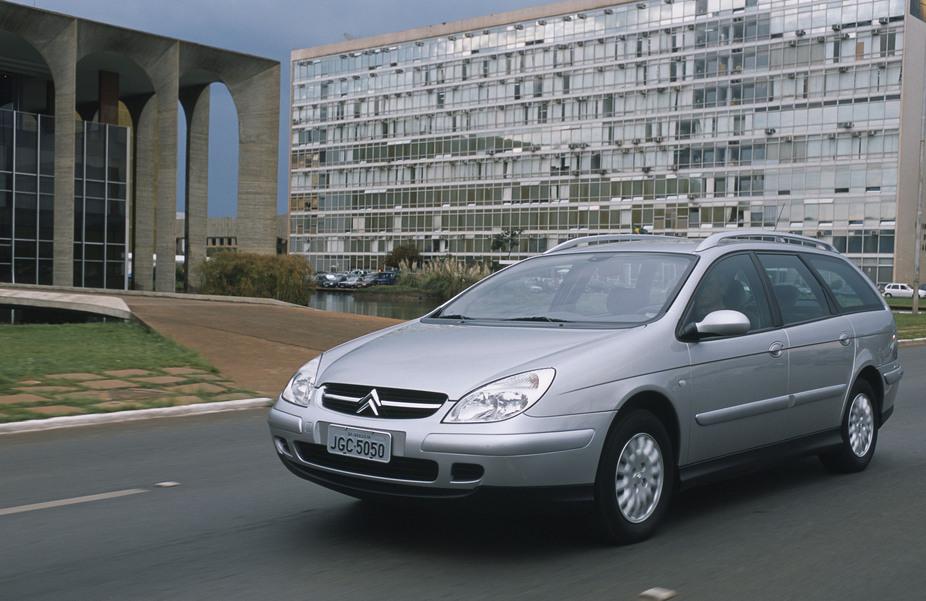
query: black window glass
[
  {"left": 757, "top": 253, "right": 831, "bottom": 325},
  {"left": 684, "top": 253, "right": 772, "bottom": 331},
  {"left": 803, "top": 254, "right": 884, "bottom": 313}
]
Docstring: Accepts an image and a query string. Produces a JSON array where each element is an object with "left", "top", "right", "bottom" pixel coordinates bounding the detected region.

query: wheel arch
[
  {"left": 853, "top": 365, "right": 884, "bottom": 427},
  {"left": 608, "top": 391, "right": 681, "bottom": 466}
]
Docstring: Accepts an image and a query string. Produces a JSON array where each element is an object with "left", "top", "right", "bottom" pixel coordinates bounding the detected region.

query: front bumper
[{"left": 268, "top": 400, "right": 609, "bottom": 502}]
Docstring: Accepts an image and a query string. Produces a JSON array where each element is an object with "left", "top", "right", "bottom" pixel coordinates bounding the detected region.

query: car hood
[{"left": 316, "top": 319, "right": 639, "bottom": 399}]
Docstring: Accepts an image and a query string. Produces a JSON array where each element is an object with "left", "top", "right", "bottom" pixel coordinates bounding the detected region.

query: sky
[{"left": 8, "top": 0, "right": 547, "bottom": 217}]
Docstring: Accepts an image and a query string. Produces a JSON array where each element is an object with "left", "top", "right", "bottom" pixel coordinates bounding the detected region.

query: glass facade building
[
  {"left": 73, "top": 122, "right": 130, "bottom": 289},
  {"left": 290, "top": 0, "right": 925, "bottom": 283},
  {"left": 0, "top": 110, "right": 55, "bottom": 285},
  {"left": 0, "top": 103, "right": 130, "bottom": 288}
]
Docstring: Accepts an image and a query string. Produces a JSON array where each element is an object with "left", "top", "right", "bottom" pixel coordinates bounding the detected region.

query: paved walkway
[{"left": 124, "top": 296, "right": 401, "bottom": 398}]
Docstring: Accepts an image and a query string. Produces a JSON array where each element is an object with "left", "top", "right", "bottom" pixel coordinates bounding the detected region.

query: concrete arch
[
  {"left": 177, "top": 48, "right": 281, "bottom": 255},
  {"left": 0, "top": 2, "right": 279, "bottom": 292}
]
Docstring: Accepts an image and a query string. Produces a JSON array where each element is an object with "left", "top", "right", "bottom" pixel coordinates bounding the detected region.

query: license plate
[{"left": 327, "top": 425, "right": 392, "bottom": 463}]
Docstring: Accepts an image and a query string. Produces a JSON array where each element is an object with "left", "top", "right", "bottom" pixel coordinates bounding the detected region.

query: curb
[{"left": 0, "top": 397, "right": 274, "bottom": 435}]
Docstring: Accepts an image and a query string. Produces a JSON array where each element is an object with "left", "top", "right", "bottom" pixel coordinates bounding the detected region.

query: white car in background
[{"left": 883, "top": 283, "right": 925, "bottom": 298}]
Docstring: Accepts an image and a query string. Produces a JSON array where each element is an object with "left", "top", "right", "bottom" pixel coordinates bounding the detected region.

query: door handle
[
  {"left": 839, "top": 332, "right": 852, "bottom": 346},
  {"left": 768, "top": 341, "right": 785, "bottom": 358}
]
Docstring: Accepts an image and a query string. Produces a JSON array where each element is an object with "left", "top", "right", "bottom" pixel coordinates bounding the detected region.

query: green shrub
[
  {"left": 194, "top": 252, "right": 315, "bottom": 305},
  {"left": 397, "top": 258, "right": 491, "bottom": 300},
  {"left": 384, "top": 244, "right": 422, "bottom": 269}
]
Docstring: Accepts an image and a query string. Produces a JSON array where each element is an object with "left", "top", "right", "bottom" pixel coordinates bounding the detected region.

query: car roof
[{"left": 543, "top": 231, "right": 839, "bottom": 257}]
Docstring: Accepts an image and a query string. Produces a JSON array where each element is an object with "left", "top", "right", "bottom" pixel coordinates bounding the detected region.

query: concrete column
[
  {"left": 230, "top": 63, "right": 280, "bottom": 254},
  {"left": 180, "top": 85, "right": 209, "bottom": 291},
  {"left": 147, "top": 44, "right": 180, "bottom": 293},
  {"left": 37, "top": 21, "right": 78, "bottom": 287},
  {"left": 129, "top": 96, "right": 157, "bottom": 291}
]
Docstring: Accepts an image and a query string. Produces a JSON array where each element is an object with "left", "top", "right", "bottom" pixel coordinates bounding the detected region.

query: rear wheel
[
  {"left": 595, "top": 410, "right": 674, "bottom": 545},
  {"left": 819, "top": 380, "right": 878, "bottom": 473}
]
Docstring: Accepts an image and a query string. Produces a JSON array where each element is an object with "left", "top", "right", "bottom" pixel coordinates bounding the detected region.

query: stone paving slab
[
  {"left": 13, "top": 386, "right": 80, "bottom": 393},
  {"left": 104, "top": 369, "right": 155, "bottom": 377},
  {"left": 172, "top": 396, "right": 207, "bottom": 405},
  {"left": 81, "top": 379, "right": 137, "bottom": 390},
  {"left": 163, "top": 367, "right": 209, "bottom": 375},
  {"left": 168, "top": 382, "right": 229, "bottom": 394},
  {"left": 47, "top": 373, "right": 106, "bottom": 381},
  {"left": 0, "top": 393, "right": 48, "bottom": 405},
  {"left": 29, "top": 405, "right": 87, "bottom": 416},
  {"left": 132, "top": 376, "right": 188, "bottom": 385}
]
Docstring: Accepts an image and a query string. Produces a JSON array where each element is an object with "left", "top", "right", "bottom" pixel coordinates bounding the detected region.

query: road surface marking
[{"left": 0, "top": 488, "right": 147, "bottom": 516}]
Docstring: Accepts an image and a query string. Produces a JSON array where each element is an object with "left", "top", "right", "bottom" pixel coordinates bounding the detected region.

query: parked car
[
  {"left": 349, "top": 274, "right": 377, "bottom": 289},
  {"left": 883, "top": 282, "right": 926, "bottom": 298},
  {"left": 372, "top": 270, "right": 400, "bottom": 286},
  {"left": 269, "top": 232, "right": 902, "bottom": 544},
  {"left": 337, "top": 275, "right": 361, "bottom": 288},
  {"left": 317, "top": 273, "right": 344, "bottom": 288}
]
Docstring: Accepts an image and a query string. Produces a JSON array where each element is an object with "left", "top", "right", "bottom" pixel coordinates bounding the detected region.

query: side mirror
[{"left": 679, "top": 310, "right": 751, "bottom": 341}]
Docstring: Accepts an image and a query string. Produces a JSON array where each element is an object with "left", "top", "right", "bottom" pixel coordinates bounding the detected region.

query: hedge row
[{"left": 194, "top": 252, "right": 315, "bottom": 305}]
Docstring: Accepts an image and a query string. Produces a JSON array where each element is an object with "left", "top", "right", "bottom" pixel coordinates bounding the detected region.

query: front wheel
[
  {"left": 819, "top": 380, "right": 878, "bottom": 473},
  {"left": 595, "top": 410, "right": 675, "bottom": 545}
]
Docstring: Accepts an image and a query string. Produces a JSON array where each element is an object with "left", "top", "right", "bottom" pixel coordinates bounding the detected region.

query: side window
[
  {"left": 684, "top": 254, "right": 772, "bottom": 331},
  {"left": 803, "top": 254, "right": 884, "bottom": 313},
  {"left": 757, "top": 253, "right": 831, "bottom": 325}
]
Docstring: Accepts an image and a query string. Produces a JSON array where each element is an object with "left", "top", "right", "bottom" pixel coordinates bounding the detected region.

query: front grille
[
  {"left": 321, "top": 383, "right": 447, "bottom": 419},
  {"left": 295, "top": 441, "right": 439, "bottom": 482}
]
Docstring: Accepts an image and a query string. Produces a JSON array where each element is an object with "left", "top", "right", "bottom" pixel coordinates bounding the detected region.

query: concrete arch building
[{"left": 0, "top": 2, "right": 280, "bottom": 292}]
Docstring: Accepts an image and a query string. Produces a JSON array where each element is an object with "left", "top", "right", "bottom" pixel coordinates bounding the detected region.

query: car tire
[
  {"left": 819, "top": 380, "right": 878, "bottom": 473},
  {"left": 594, "top": 410, "right": 675, "bottom": 545}
]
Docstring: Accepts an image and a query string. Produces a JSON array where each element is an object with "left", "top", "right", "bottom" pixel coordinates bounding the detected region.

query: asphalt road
[{"left": 2, "top": 346, "right": 925, "bottom": 601}]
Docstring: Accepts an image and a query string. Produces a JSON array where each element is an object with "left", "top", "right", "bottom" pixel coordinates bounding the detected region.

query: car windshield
[{"left": 430, "top": 251, "right": 695, "bottom": 326}]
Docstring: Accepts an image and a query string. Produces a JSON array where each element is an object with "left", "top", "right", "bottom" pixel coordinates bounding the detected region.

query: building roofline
[
  {"left": 0, "top": 1, "right": 277, "bottom": 66},
  {"left": 292, "top": 0, "right": 633, "bottom": 61}
]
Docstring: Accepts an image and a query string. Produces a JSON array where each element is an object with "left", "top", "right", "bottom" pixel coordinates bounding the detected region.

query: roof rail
[
  {"left": 695, "top": 230, "right": 838, "bottom": 253},
  {"left": 544, "top": 234, "right": 683, "bottom": 254}
]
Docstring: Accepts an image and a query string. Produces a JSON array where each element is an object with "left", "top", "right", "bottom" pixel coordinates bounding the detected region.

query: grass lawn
[
  {"left": 892, "top": 311, "right": 926, "bottom": 340},
  {"left": 0, "top": 321, "right": 212, "bottom": 386},
  {"left": 0, "top": 321, "right": 255, "bottom": 423}
]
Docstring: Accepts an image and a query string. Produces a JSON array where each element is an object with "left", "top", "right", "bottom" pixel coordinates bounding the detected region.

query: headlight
[
  {"left": 281, "top": 355, "right": 322, "bottom": 407},
  {"left": 444, "top": 369, "right": 555, "bottom": 423}
]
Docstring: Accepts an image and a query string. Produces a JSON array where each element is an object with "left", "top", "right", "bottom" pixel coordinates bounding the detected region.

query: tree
[
  {"left": 384, "top": 244, "right": 421, "bottom": 269},
  {"left": 491, "top": 229, "right": 523, "bottom": 259}
]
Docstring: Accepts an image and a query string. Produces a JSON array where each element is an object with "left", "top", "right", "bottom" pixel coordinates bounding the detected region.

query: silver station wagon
[{"left": 269, "top": 231, "right": 902, "bottom": 543}]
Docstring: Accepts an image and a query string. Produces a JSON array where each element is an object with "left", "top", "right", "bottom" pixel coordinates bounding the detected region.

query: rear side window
[
  {"left": 802, "top": 254, "right": 884, "bottom": 313},
  {"left": 757, "top": 253, "right": 831, "bottom": 325}
]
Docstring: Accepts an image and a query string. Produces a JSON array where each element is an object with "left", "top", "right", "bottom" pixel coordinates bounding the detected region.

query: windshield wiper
[
  {"left": 504, "top": 316, "right": 570, "bottom": 323},
  {"left": 432, "top": 313, "right": 471, "bottom": 320}
]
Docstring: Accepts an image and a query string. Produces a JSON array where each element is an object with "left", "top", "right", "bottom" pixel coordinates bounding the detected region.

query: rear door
[{"left": 756, "top": 253, "right": 853, "bottom": 439}]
